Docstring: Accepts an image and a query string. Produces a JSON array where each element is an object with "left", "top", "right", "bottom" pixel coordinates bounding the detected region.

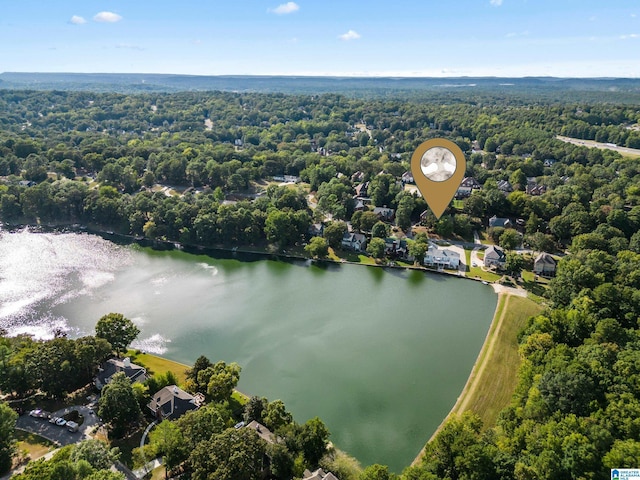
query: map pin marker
[{"left": 411, "top": 138, "right": 466, "bottom": 220}]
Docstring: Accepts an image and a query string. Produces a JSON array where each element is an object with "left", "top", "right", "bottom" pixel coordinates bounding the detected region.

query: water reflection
[{"left": 0, "top": 229, "right": 498, "bottom": 472}]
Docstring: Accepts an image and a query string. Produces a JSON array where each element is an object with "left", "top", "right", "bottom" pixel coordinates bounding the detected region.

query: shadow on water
[
  {"left": 406, "top": 269, "right": 427, "bottom": 286},
  {"left": 308, "top": 260, "right": 342, "bottom": 275},
  {"left": 367, "top": 265, "right": 385, "bottom": 284}
]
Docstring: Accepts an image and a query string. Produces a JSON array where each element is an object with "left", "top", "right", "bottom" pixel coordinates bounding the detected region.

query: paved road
[
  {"left": 557, "top": 135, "right": 640, "bottom": 157},
  {"left": 15, "top": 405, "right": 99, "bottom": 446}
]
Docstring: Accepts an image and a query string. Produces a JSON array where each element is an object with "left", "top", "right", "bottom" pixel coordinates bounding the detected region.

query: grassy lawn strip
[
  {"left": 452, "top": 295, "right": 543, "bottom": 427},
  {"left": 469, "top": 267, "right": 501, "bottom": 282},
  {"left": 413, "top": 293, "right": 543, "bottom": 465},
  {"left": 128, "top": 351, "right": 251, "bottom": 405},
  {"left": 15, "top": 430, "right": 55, "bottom": 459},
  {"left": 127, "top": 351, "right": 189, "bottom": 385}
]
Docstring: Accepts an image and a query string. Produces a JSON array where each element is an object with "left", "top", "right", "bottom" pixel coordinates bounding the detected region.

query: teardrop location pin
[{"left": 411, "top": 138, "right": 466, "bottom": 219}]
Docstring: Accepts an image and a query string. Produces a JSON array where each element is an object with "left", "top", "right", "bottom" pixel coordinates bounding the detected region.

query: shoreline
[
  {"left": 411, "top": 289, "right": 538, "bottom": 466},
  {"left": 410, "top": 292, "right": 507, "bottom": 466},
  {"left": 0, "top": 221, "right": 497, "bottom": 288},
  {"left": 2, "top": 221, "right": 508, "bottom": 471}
]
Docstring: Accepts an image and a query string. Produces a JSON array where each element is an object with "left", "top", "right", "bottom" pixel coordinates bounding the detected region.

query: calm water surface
[{"left": 0, "top": 229, "right": 497, "bottom": 471}]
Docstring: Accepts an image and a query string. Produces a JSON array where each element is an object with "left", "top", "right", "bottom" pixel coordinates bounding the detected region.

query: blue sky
[{"left": 1, "top": 1, "right": 639, "bottom": 77}]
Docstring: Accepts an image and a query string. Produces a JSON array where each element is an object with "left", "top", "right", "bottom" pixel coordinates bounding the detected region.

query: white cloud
[
  {"left": 505, "top": 30, "right": 529, "bottom": 38},
  {"left": 619, "top": 33, "right": 639, "bottom": 39},
  {"left": 339, "top": 30, "right": 361, "bottom": 41},
  {"left": 93, "top": 11, "right": 123, "bottom": 23},
  {"left": 269, "top": 2, "right": 299, "bottom": 15},
  {"left": 116, "top": 43, "right": 143, "bottom": 50},
  {"left": 69, "top": 15, "right": 86, "bottom": 25},
  {"left": 490, "top": 0, "right": 503, "bottom": 6},
  {"left": 631, "top": 13, "right": 637, "bottom": 18}
]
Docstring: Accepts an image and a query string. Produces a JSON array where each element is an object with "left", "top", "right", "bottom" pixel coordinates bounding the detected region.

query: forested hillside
[{"left": 2, "top": 88, "right": 640, "bottom": 478}]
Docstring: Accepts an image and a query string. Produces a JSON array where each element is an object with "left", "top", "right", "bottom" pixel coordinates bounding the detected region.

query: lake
[{"left": 0, "top": 228, "right": 497, "bottom": 472}]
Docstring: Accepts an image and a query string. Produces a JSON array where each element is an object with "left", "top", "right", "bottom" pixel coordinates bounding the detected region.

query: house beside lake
[
  {"left": 484, "top": 245, "right": 507, "bottom": 269},
  {"left": 95, "top": 357, "right": 147, "bottom": 391},
  {"left": 423, "top": 243, "right": 461, "bottom": 270},
  {"left": 148, "top": 385, "right": 204, "bottom": 420}
]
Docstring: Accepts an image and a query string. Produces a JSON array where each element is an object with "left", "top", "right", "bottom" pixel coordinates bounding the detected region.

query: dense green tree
[
  {"left": 505, "top": 252, "right": 525, "bottom": 276},
  {"left": 408, "top": 240, "right": 428, "bottom": 265},
  {"left": 499, "top": 229, "right": 520, "bottom": 250},
  {"left": 244, "top": 396, "right": 268, "bottom": 424},
  {"left": 263, "top": 399, "right": 293, "bottom": 433},
  {"left": 197, "top": 361, "right": 241, "bottom": 403},
  {"left": 395, "top": 195, "right": 415, "bottom": 231},
  {"left": 149, "top": 420, "right": 187, "bottom": 478},
  {"left": 0, "top": 402, "right": 17, "bottom": 474},
  {"left": 98, "top": 372, "right": 142, "bottom": 438},
  {"left": 305, "top": 237, "right": 329, "bottom": 258},
  {"left": 267, "top": 443, "right": 295, "bottom": 480},
  {"left": 371, "top": 221, "right": 390, "bottom": 239},
  {"left": 366, "top": 237, "right": 386, "bottom": 259},
  {"left": 360, "top": 464, "right": 397, "bottom": 480},
  {"left": 95, "top": 313, "right": 140, "bottom": 356},
  {"left": 323, "top": 221, "right": 348, "bottom": 248},
  {"left": 189, "top": 428, "right": 266, "bottom": 480},
  {"left": 70, "top": 440, "right": 120, "bottom": 471},
  {"left": 299, "top": 417, "right": 330, "bottom": 467},
  {"left": 265, "top": 209, "right": 309, "bottom": 247},
  {"left": 419, "top": 413, "right": 496, "bottom": 480},
  {"left": 176, "top": 405, "right": 225, "bottom": 450}
]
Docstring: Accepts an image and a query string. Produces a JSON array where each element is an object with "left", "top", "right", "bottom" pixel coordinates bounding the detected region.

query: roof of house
[
  {"left": 485, "top": 245, "right": 506, "bottom": 261},
  {"left": 342, "top": 232, "right": 367, "bottom": 244},
  {"left": 246, "top": 421, "right": 276, "bottom": 444},
  {"left": 96, "top": 358, "right": 147, "bottom": 388},
  {"left": 489, "top": 215, "right": 512, "bottom": 228},
  {"left": 534, "top": 252, "right": 556, "bottom": 265},
  {"left": 148, "top": 385, "right": 203, "bottom": 420},
  {"left": 303, "top": 468, "right": 339, "bottom": 480},
  {"left": 497, "top": 180, "right": 513, "bottom": 191},
  {"left": 373, "top": 207, "right": 395, "bottom": 216},
  {"left": 461, "top": 177, "right": 481, "bottom": 187}
]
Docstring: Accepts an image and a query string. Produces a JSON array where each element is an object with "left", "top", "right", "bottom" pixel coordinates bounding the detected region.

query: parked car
[
  {"left": 66, "top": 421, "right": 79, "bottom": 432},
  {"left": 29, "top": 409, "right": 50, "bottom": 419},
  {"left": 55, "top": 418, "right": 67, "bottom": 427}
]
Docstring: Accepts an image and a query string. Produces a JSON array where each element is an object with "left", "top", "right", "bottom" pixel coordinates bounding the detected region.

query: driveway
[{"left": 16, "top": 405, "right": 99, "bottom": 446}]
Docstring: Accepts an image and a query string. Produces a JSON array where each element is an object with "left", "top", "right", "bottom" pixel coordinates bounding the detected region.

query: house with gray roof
[
  {"left": 95, "top": 357, "right": 147, "bottom": 391},
  {"left": 246, "top": 420, "right": 277, "bottom": 444},
  {"left": 303, "top": 468, "right": 339, "bottom": 480},
  {"left": 533, "top": 252, "right": 557, "bottom": 277},
  {"left": 341, "top": 232, "right": 367, "bottom": 252},
  {"left": 484, "top": 245, "right": 506, "bottom": 269},
  {"left": 148, "top": 385, "right": 204, "bottom": 420},
  {"left": 489, "top": 215, "right": 513, "bottom": 229}
]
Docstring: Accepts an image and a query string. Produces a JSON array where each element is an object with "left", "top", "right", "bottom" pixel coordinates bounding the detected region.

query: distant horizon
[{"left": 3, "top": 71, "right": 640, "bottom": 80}]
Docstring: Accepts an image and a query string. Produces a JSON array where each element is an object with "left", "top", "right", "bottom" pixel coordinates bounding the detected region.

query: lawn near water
[
  {"left": 413, "top": 293, "right": 543, "bottom": 465},
  {"left": 450, "top": 294, "right": 543, "bottom": 427}
]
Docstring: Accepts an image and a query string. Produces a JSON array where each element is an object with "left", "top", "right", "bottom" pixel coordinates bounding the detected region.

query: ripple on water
[
  {"left": 131, "top": 334, "right": 171, "bottom": 355},
  {"left": 197, "top": 262, "right": 219, "bottom": 275},
  {"left": 0, "top": 228, "right": 132, "bottom": 338}
]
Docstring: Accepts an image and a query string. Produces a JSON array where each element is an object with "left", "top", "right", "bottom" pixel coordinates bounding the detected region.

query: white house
[
  {"left": 423, "top": 243, "right": 461, "bottom": 270},
  {"left": 484, "top": 245, "right": 506, "bottom": 268}
]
